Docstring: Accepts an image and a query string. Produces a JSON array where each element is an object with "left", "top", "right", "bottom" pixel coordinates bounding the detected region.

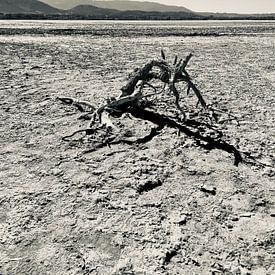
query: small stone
[
  {"left": 87, "top": 215, "right": 97, "bottom": 220},
  {"left": 92, "top": 170, "right": 104, "bottom": 176},
  {"left": 240, "top": 213, "right": 253, "bottom": 218},
  {"left": 231, "top": 215, "right": 239, "bottom": 221},
  {"left": 52, "top": 168, "right": 63, "bottom": 176},
  {"left": 262, "top": 168, "right": 275, "bottom": 177},
  {"left": 187, "top": 168, "right": 197, "bottom": 175},
  {"left": 227, "top": 223, "right": 233, "bottom": 229},
  {"left": 137, "top": 179, "right": 162, "bottom": 194},
  {"left": 213, "top": 211, "right": 220, "bottom": 218},
  {"left": 178, "top": 215, "right": 187, "bottom": 225},
  {"left": 200, "top": 184, "right": 216, "bottom": 195}
]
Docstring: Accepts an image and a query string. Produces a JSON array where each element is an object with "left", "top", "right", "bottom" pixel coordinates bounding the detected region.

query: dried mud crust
[{"left": 0, "top": 31, "right": 274, "bottom": 275}]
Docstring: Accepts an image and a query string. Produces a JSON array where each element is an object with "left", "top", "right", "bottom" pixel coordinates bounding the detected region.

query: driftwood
[
  {"left": 58, "top": 50, "right": 245, "bottom": 165},
  {"left": 89, "top": 52, "right": 207, "bottom": 125}
]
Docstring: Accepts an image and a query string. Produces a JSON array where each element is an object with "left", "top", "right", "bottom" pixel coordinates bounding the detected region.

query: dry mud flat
[{"left": 0, "top": 22, "right": 275, "bottom": 274}]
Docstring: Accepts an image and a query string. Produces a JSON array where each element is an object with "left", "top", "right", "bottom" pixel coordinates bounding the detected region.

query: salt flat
[{"left": 0, "top": 20, "right": 274, "bottom": 274}]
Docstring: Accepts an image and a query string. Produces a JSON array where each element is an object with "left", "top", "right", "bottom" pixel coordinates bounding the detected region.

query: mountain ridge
[
  {"left": 67, "top": 4, "right": 118, "bottom": 16},
  {"left": 65, "top": 4, "right": 199, "bottom": 19},
  {"left": 40, "top": 0, "right": 193, "bottom": 12},
  {"left": 1, "top": 0, "right": 274, "bottom": 20},
  {"left": 0, "top": 0, "right": 62, "bottom": 14}
]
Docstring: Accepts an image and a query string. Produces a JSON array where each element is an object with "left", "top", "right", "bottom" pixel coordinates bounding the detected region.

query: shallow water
[{"left": 0, "top": 20, "right": 274, "bottom": 36}]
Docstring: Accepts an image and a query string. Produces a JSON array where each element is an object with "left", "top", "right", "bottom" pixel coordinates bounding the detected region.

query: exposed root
[
  {"left": 57, "top": 97, "right": 95, "bottom": 112},
  {"left": 58, "top": 50, "right": 260, "bottom": 166}
]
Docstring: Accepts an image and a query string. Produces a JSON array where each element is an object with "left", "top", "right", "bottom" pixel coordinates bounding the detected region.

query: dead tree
[{"left": 58, "top": 50, "right": 243, "bottom": 166}]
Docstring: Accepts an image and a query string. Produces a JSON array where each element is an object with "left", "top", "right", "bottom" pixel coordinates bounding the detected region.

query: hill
[
  {"left": 40, "top": 0, "right": 193, "bottom": 12},
  {"left": 67, "top": 5, "right": 118, "bottom": 16},
  {"left": 1, "top": 0, "right": 274, "bottom": 20},
  {"left": 0, "top": 0, "right": 61, "bottom": 14},
  {"left": 65, "top": 4, "right": 199, "bottom": 19}
]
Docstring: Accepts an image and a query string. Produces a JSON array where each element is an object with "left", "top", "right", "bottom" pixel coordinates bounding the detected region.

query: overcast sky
[{"left": 148, "top": 0, "right": 275, "bottom": 13}]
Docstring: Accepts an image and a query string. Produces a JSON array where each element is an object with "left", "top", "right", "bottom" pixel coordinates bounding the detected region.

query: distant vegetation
[{"left": 1, "top": 13, "right": 274, "bottom": 21}]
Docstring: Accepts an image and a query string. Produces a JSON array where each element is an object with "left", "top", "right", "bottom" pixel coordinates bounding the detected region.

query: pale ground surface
[{"left": 0, "top": 21, "right": 274, "bottom": 274}]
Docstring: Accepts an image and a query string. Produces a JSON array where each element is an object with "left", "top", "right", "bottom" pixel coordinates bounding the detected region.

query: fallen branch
[{"left": 57, "top": 97, "right": 95, "bottom": 112}]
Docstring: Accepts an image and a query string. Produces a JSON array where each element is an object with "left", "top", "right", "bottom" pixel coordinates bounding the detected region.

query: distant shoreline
[
  {"left": 0, "top": 19, "right": 274, "bottom": 38},
  {"left": 1, "top": 13, "right": 275, "bottom": 21}
]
